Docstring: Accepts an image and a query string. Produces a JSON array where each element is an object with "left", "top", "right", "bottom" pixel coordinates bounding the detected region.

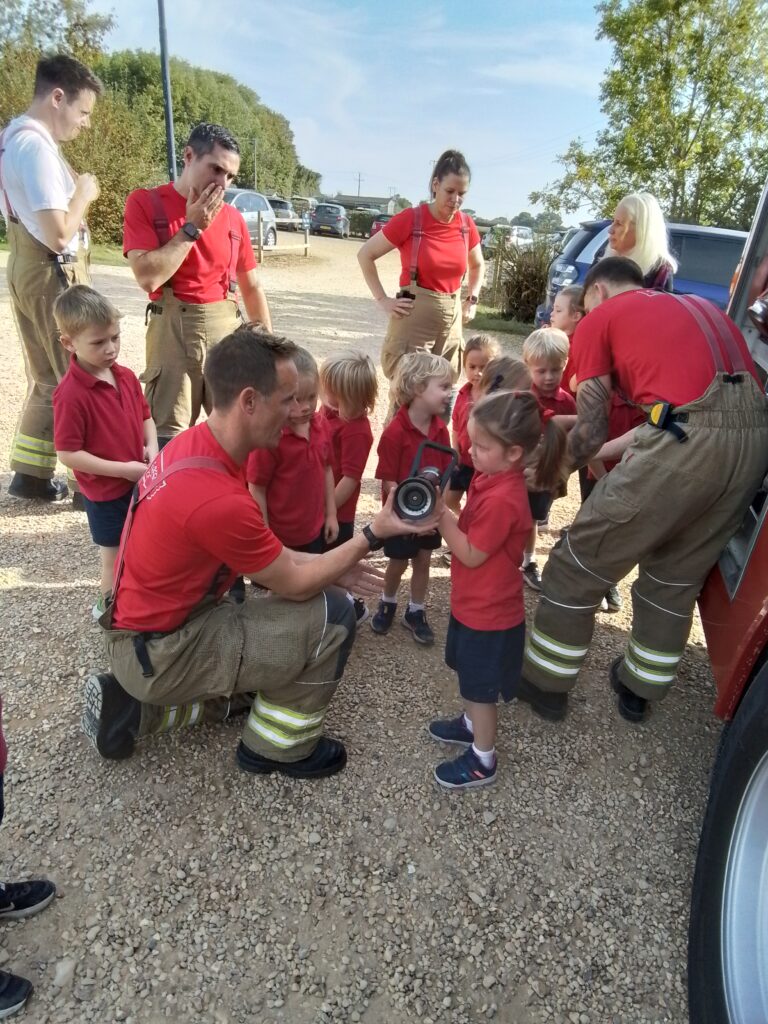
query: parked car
[
  {"left": 688, "top": 176, "right": 768, "bottom": 1022},
  {"left": 310, "top": 203, "right": 350, "bottom": 238},
  {"left": 370, "top": 213, "right": 393, "bottom": 236},
  {"left": 482, "top": 224, "right": 534, "bottom": 254},
  {"left": 223, "top": 188, "right": 277, "bottom": 248},
  {"left": 535, "top": 219, "right": 747, "bottom": 324},
  {"left": 267, "top": 196, "right": 302, "bottom": 231}
]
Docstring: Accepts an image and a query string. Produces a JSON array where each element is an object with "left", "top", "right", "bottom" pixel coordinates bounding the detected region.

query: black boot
[
  {"left": 517, "top": 677, "right": 569, "bottom": 722},
  {"left": 237, "top": 738, "right": 347, "bottom": 778},
  {"left": 81, "top": 674, "right": 141, "bottom": 760},
  {"left": 0, "top": 970, "right": 33, "bottom": 1017},
  {"left": 8, "top": 473, "right": 68, "bottom": 502},
  {"left": 610, "top": 657, "right": 649, "bottom": 723}
]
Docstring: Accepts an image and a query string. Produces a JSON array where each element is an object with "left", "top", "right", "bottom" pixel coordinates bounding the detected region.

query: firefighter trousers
[
  {"left": 7, "top": 219, "right": 90, "bottom": 479},
  {"left": 523, "top": 373, "right": 768, "bottom": 701},
  {"left": 140, "top": 289, "right": 240, "bottom": 439},
  {"left": 103, "top": 588, "right": 356, "bottom": 762}
]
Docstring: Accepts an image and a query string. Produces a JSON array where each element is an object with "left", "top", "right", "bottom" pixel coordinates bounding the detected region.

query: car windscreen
[
  {"left": 560, "top": 226, "right": 595, "bottom": 261},
  {"left": 316, "top": 206, "right": 341, "bottom": 215},
  {"left": 270, "top": 200, "right": 290, "bottom": 210}
]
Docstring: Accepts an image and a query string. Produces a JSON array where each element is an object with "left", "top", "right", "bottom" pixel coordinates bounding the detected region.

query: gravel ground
[{"left": 0, "top": 237, "right": 719, "bottom": 1023}]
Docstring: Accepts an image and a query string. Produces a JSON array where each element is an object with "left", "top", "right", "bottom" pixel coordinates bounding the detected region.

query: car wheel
[
  {"left": 688, "top": 661, "right": 768, "bottom": 1023},
  {"left": 264, "top": 228, "right": 277, "bottom": 248}
]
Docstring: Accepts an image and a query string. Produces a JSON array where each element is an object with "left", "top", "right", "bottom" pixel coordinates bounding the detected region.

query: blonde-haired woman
[{"left": 605, "top": 192, "right": 677, "bottom": 289}]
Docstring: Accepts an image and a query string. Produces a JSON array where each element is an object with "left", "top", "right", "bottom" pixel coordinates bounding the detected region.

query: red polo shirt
[
  {"left": 53, "top": 358, "right": 151, "bottom": 501},
  {"left": 533, "top": 385, "right": 576, "bottom": 416},
  {"left": 112, "top": 422, "right": 282, "bottom": 633},
  {"left": 375, "top": 405, "right": 451, "bottom": 496},
  {"left": 122, "top": 183, "right": 257, "bottom": 303},
  {"left": 451, "top": 382, "right": 474, "bottom": 466},
  {"left": 450, "top": 470, "right": 531, "bottom": 631},
  {"left": 321, "top": 407, "right": 373, "bottom": 523},
  {"left": 383, "top": 204, "right": 481, "bottom": 294},
  {"left": 246, "top": 413, "right": 331, "bottom": 547},
  {"left": 571, "top": 289, "right": 760, "bottom": 406}
]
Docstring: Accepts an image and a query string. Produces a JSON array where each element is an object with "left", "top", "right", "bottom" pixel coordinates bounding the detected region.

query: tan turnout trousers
[
  {"left": 7, "top": 218, "right": 90, "bottom": 478},
  {"left": 523, "top": 371, "right": 768, "bottom": 701},
  {"left": 141, "top": 288, "right": 240, "bottom": 439}
]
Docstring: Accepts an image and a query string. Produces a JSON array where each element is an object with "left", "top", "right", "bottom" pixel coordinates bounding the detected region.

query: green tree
[
  {"left": 0, "top": 0, "right": 112, "bottom": 52},
  {"left": 530, "top": 0, "right": 768, "bottom": 229},
  {"left": 533, "top": 210, "right": 564, "bottom": 233},
  {"left": 510, "top": 211, "right": 536, "bottom": 227}
]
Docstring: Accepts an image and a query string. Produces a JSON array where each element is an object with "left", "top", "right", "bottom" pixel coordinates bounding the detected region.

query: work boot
[
  {"left": 236, "top": 737, "right": 347, "bottom": 778},
  {"left": 81, "top": 673, "right": 141, "bottom": 760},
  {"left": 7, "top": 473, "right": 68, "bottom": 502},
  {"left": 517, "top": 677, "right": 568, "bottom": 722},
  {"left": 610, "top": 657, "right": 649, "bottom": 723}
]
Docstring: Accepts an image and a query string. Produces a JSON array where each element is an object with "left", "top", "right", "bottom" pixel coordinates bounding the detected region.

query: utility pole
[
  {"left": 157, "top": 0, "right": 177, "bottom": 180},
  {"left": 253, "top": 138, "right": 258, "bottom": 191},
  {"left": 355, "top": 172, "right": 363, "bottom": 197}
]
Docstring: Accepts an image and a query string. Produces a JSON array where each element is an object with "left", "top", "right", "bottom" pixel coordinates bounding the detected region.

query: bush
[
  {"left": 498, "top": 238, "right": 559, "bottom": 322},
  {"left": 349, "top": 210, "right": 375, "bottom": 238}
]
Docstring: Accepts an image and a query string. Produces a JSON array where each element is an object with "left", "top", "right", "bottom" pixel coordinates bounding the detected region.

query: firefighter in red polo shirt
[
  {"left": 519, "top": 257, "right": 768, "bottom": 724},
  {"left": 82, "top": 325, "right": 438, "bottom": 777},
  {"left": 123, "top": 122, "right": 272, "bottom": 447}
]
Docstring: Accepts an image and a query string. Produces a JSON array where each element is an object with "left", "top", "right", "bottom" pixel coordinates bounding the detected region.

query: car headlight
[{"left": 551, "top": 262, "right": 577, "bottom": 287}]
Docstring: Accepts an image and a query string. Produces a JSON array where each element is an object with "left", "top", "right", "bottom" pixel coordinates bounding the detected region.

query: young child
[
  {"left": 52, "top": 285, "right": 158, "bottom": 618},
  {"left": 445, "top": 334, "right": 499, "bottom": 515},
  {"left": 247, "top": 347, "right": 338, "bottom": 553},
  {"left": 319, "top": 351, "right": 378, "bottom": 547},
  {"left": 372, "top": 352, "right": 453, "bottom": 646},
  {"left": 521, "top": 328, "right": 576, "bottom": 589},
  {"left": 550, "top": 285, "right": 584, "bottom": 390},
  {"left": 429, "top": 390, "right": 567, "bottom": 789}
]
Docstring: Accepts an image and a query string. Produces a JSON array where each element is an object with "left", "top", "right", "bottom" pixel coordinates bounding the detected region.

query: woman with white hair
[{"left": 605, "top": 192, "right": 677, "bottom": 289}]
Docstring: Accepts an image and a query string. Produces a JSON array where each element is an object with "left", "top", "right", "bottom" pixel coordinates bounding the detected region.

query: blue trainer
[
  {"left": 428, "top": 715, "right": 473, "bottom": 748},
  {"left": 434, "top": 747, "right": 497, "bottom": 790}
]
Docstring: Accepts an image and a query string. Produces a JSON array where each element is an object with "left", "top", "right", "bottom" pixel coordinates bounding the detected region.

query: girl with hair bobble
[{"left": 429, "top": 390, "right": 567, "bottom": 790}]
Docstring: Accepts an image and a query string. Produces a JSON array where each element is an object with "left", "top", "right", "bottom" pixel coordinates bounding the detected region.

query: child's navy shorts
[
  {"left": 325, "top": 521, "right": 355, "bottom": 550},
  {"left": 383, "top": 529, "right": 442, "bottom": 561},
  {"left": 449, "top": 463, "right": 474, "bottom": 494},
  {"left": 82, "top": 488, "right": 133, "bottom": 547},
  {"left": 445, "top": 614, "right": 525, "bottom": 704},
  {"left": 528, "top": 489, "right": 553, "bottom": 523}
]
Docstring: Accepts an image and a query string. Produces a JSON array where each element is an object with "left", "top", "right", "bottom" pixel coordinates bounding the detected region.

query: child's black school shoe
[
  {"left": 402, "top": 607, "right": 434, "bottom": 646},
  {"left": 236, "top": 738, "right": 347, "bottom": 778},
  {"left": 428, "top": 715, "right": 473, "bottom": 748},
  {"left": 434, "top": 747, "right": 497, "bottom": 790},
  {"left": 0, "top": 970, "right": 33, "bottom": 1019},
  {"left": 7, "top": 473, "right": 67, "bottom": 502},
  {"left": 81, "top": 673, "right": 141, "bottom": 760},
  {"left": 0, "top": 880, "right": 56, "bottom": 922},
  {"left": 521, "top": 562, "right": 543, "bottom": 591},
  {"left": 352, "top": 598, "right": 369, "bottom": 626},
  {"left": 517, "top": 677, "right": 568, "bottom": 722},
  {"left": 370, "top": 600, "right": 397, "bottom": 635},
  {"left": 609, "top": 657, "right": 649, "bottom": 723}
]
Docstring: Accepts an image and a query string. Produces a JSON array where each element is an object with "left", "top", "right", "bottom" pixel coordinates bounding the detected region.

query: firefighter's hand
[
  {"left": 75, "top": 173, "right": 100, "bottom": 205},
  {"left": 335, "top": 560, "right": 385, "bottom": 599},
  {"left": 187, "top": 183, "right": 224, "bottom": 231}
]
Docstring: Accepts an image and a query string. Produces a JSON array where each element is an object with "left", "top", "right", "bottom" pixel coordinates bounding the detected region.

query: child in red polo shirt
[
  {"left": 52, "top": 286, "right": 158, "bottom": 619},
  {"left": 429, "top": 390, "right": 567, "bottom": 789},
  {"left": 247, "top": 347, "right": 338, "bottom": 553},
  {"left": 445, "top": 334, "right": 499, "bottom": 515},
  {"left": 372, "top": 352, "right": 453, "bottom": 646},
  {"left": 521, "top": 328, "right": 576, "bottom": 589}
]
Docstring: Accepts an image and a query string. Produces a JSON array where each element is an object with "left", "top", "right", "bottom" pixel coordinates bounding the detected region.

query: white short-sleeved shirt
[{"left": 0, "top": 115, "right": 80, "bottom": 254}]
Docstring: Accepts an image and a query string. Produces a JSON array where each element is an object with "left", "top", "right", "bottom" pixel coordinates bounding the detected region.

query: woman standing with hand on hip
[{"left": 358, "top": 150, "right": 484, "bottom": 410}]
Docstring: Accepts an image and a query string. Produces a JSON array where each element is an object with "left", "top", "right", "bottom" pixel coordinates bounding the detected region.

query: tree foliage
[
  {"left": 0, "top": 3, "right": 321, "bottom": 242},
  {"left": 530, "top": 0, "right": 768, "bottom": 229}
]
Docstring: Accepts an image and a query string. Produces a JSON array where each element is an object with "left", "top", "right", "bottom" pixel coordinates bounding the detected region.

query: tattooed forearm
[{"left": 568, "top": 375, "right": 612, "bottom": 469}]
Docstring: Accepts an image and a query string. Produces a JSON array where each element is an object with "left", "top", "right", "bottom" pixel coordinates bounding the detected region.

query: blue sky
[{"left": 91, "top": 0, "right": 611, "bottom": 223}]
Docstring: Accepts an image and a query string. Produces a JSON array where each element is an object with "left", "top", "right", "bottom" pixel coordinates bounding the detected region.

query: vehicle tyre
[
  {"left": 264, "top": 228, "right": 277, "bottom": 248},
  {"left": 688, "top": 660, "right": 768, "bottom": 1023}
]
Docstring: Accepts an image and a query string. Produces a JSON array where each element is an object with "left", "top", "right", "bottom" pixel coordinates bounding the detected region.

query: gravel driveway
[{"left": 0, "top": 237, "right": 718, "bottom": 1023}]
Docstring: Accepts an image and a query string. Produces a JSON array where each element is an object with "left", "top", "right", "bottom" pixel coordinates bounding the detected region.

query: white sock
[
  {"left": 472, "top": 744, "right": 496, "bottom": 768},
  {"left": 346, "top": 591, "right": 355, "bottom": 604},
  {"left": 408, "top": 601, "right": 425, "bottom": 613},
  {"left": 382, "top": 593, "right": 397, "bottom": 604},
  {"left": 522, "top": 551, "right": 534, "bottom": 567},
  {"left": 462, "top": 713, "right": 473, "bottom": 733}
]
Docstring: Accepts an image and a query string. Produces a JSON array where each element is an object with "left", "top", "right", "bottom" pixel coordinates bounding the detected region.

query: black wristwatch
[
  {"left": 182, "top": 222, "right": 202, "bottom": 241},
  {"left": 362, "top": 524, "right": 384, "bottom": 551},
  {"left": 468, "top": 295, "right": 479, "bottom": 305}
]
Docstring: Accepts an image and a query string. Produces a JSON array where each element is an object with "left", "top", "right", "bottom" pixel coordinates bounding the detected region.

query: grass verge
[{"left": 472, "top": 304, "right": 533, "bottom": 337}]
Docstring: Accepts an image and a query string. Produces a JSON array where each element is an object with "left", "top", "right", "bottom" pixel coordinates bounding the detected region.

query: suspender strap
[
  {"left": 226, "top": 206, "right": 240, "bottom": 295},
  {"left": 111, "top": 455, "right": 231, "bottom": 612},
  {"left": 408, "top": 206, "right": 472, "bottom": 288},
  {"left": 0, "top": 125, "right": 17, "bottom": 220},
  {"left": 147, "top": 187, "right": 170, "bottom": 248},
  {"left": 670, "top": 293, "right": 750, "bottom": 374}
]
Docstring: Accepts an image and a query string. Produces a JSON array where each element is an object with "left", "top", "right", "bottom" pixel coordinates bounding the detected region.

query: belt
[{"left": 49, "top": 252, "right": 78, "bottom": 264}]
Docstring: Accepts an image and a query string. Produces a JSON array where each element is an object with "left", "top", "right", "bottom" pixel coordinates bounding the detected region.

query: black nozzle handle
[{"left": 408, "top": 440, "right": 459, "bottom": 492}]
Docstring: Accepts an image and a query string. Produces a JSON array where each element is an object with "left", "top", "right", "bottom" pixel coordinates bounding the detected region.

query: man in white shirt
[{"left": 0, "top": 54, "right": 102, "bottom": 501}]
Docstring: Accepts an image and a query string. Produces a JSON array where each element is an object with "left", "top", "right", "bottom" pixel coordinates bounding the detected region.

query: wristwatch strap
[
  {"left": 362, "top": 524, "right": 384, "bottom": 551},
  {"left": 182, "top": 221, "right": 201, "bottom": 241}
]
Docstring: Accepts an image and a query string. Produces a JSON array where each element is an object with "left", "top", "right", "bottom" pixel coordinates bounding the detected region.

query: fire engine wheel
[{"left": 688, "top": 661, "right": 768, "bottom": 1024}]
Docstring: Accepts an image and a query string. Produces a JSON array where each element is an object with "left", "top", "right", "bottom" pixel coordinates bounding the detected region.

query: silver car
[
  {"left": 224, "top": 188, "right": 277, "bottom": 248},
  {"left": 267, "top": 196, "right": 302, "bottom": 231}
]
